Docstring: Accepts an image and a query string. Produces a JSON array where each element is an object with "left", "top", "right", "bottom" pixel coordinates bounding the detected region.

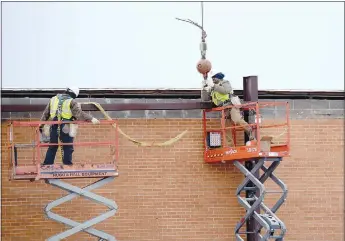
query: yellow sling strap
[{"left": 80, "top": 102, "right": 188, "bottom": 147}]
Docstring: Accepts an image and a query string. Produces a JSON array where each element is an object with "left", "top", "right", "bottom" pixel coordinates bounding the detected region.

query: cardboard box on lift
[{"left": 260, "top": 136, "right": 273, "bottom": 152}]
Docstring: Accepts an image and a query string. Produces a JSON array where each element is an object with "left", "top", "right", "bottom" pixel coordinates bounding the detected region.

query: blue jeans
[{"left": 43, "top": 121, "right": 74, "bottom": 165}]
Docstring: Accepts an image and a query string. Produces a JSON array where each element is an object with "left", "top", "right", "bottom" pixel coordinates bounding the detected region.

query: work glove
[
  {"left": 204, "top": 85, "right": 212, "bottom": 92},
  {"left": 91, "top": 117, "right": 100, "bottom": 124},
  {"left": 206, "top": 78, "right": 214, "bottom": 88},
  {"left": 201, "top": 79, "right": 207, "bottom": 88},
  {"left": 43, "top": 124, "right": 50, "bottom": 137},
  {"left": 69, "top": 124, "right": 79, "bottom": 137}
]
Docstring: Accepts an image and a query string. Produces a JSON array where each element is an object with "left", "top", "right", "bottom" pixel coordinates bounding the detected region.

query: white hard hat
[{"left": 67, "top": 86, "right": 80, "bottom": 97}]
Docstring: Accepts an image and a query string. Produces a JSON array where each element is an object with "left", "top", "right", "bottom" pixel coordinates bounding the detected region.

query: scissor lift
[
  {"left": 202, "top": 101, "right": 290, "bottom": 240},
  {"left": 7, "top": 120, "right": 120, "bottom": 241}
]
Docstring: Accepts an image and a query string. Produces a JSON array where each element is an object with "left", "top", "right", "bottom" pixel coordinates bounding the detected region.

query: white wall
[{"left": 2, "top": 2, "right": 344, "bottom": 90}]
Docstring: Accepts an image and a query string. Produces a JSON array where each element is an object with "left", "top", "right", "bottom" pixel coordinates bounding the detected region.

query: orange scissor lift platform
[
  {"left": 7, "top": 120, "right": 119, "bottom": 181},
  {"left": 7, "top": 120, "right": 119, "bottom": 241},
  {"left": 202, "top": 101, "right": 291, "bottom": 163},
  {"left": 203, "top": 101, "right": 290, "bottom": 240}
]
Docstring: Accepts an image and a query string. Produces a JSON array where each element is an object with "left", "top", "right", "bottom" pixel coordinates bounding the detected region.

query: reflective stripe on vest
[
  {"left": 211, "top": 91, "right": 230, "bottom": 106},
  {"left": 49, "top": 96, "right": 73, "bottom": 120}
]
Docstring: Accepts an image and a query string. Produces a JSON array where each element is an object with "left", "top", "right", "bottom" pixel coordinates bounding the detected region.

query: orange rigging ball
[{"left": 196, "top": 59, "right": 212, "bottom": 75}]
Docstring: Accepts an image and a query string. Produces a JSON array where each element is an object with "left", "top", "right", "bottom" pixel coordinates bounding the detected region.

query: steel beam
[
  {"left": 234, "top": 158, "right": 287, "bottom": 241},
  {"left": 1, "top": 88, "right": 343, "bottom": 99},
  {"left": 1, "top": 101, "right": 214, "bottom": 112}
]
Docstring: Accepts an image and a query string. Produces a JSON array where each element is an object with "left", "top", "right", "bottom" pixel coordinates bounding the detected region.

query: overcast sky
[{"left": 2, "top": 1, "right": 344, "bottom": 90}]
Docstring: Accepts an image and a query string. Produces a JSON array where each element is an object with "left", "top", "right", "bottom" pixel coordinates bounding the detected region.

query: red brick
[{"left": 1, "top": 118, "right": 344, "bottom": 241}]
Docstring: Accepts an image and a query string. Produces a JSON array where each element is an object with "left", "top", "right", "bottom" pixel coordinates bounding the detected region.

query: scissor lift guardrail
[{"left": 7, "top": 120, "right": 119, "bottom": 241}]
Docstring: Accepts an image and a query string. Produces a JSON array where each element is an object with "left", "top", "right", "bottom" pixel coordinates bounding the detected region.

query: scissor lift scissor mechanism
[
  {"left": 7, "top": 120, "right": 120, "bottom": 241},
  {"left": 203, "top": 101, "right": 290, "bottom": 240}
]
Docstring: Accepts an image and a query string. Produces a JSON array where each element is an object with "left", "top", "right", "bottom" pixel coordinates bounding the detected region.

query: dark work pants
[{"left": 43, "top": 122, "right": 74, "bottom": 165}]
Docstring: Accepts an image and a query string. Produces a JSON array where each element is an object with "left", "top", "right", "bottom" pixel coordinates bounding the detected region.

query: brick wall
[{"left": 1, "top": 98, "right": 344, "bottom": 241}]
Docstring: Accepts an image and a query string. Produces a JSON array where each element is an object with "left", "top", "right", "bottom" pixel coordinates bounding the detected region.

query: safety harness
[{"left": 52, "top": 94, "right": 73, "bottom": 162}]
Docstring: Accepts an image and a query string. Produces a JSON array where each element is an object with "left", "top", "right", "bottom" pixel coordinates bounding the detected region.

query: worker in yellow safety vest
[
  {"left": 202, "top": 70, "right": 255, "bottom": 141},
  {"left": 39, "top": 86, "right": 100, "bottom": 165}
]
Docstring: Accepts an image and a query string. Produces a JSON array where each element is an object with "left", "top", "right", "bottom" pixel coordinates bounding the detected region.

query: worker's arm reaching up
[
  {"left": 213, "top": 80, "right": 233, "bottom": 95},
  {"left": 205, "top": 77, "right": 234, "bottom": 95}
]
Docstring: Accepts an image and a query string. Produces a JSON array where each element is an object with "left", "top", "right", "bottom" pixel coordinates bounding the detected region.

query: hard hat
[
  {"left": 209, "top": 70, "right": 225, "bottom": 79},
  {"left": 67, "top": 86, "right": 80, "bottom": 97}
]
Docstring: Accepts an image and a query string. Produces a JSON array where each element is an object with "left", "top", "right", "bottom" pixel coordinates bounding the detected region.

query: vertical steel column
[
  {"left": 234, "top": 158, "right": 288, "bottom": 241},
  {"left": 243, "top": 76, "right": 260, "bottom": 241}
]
